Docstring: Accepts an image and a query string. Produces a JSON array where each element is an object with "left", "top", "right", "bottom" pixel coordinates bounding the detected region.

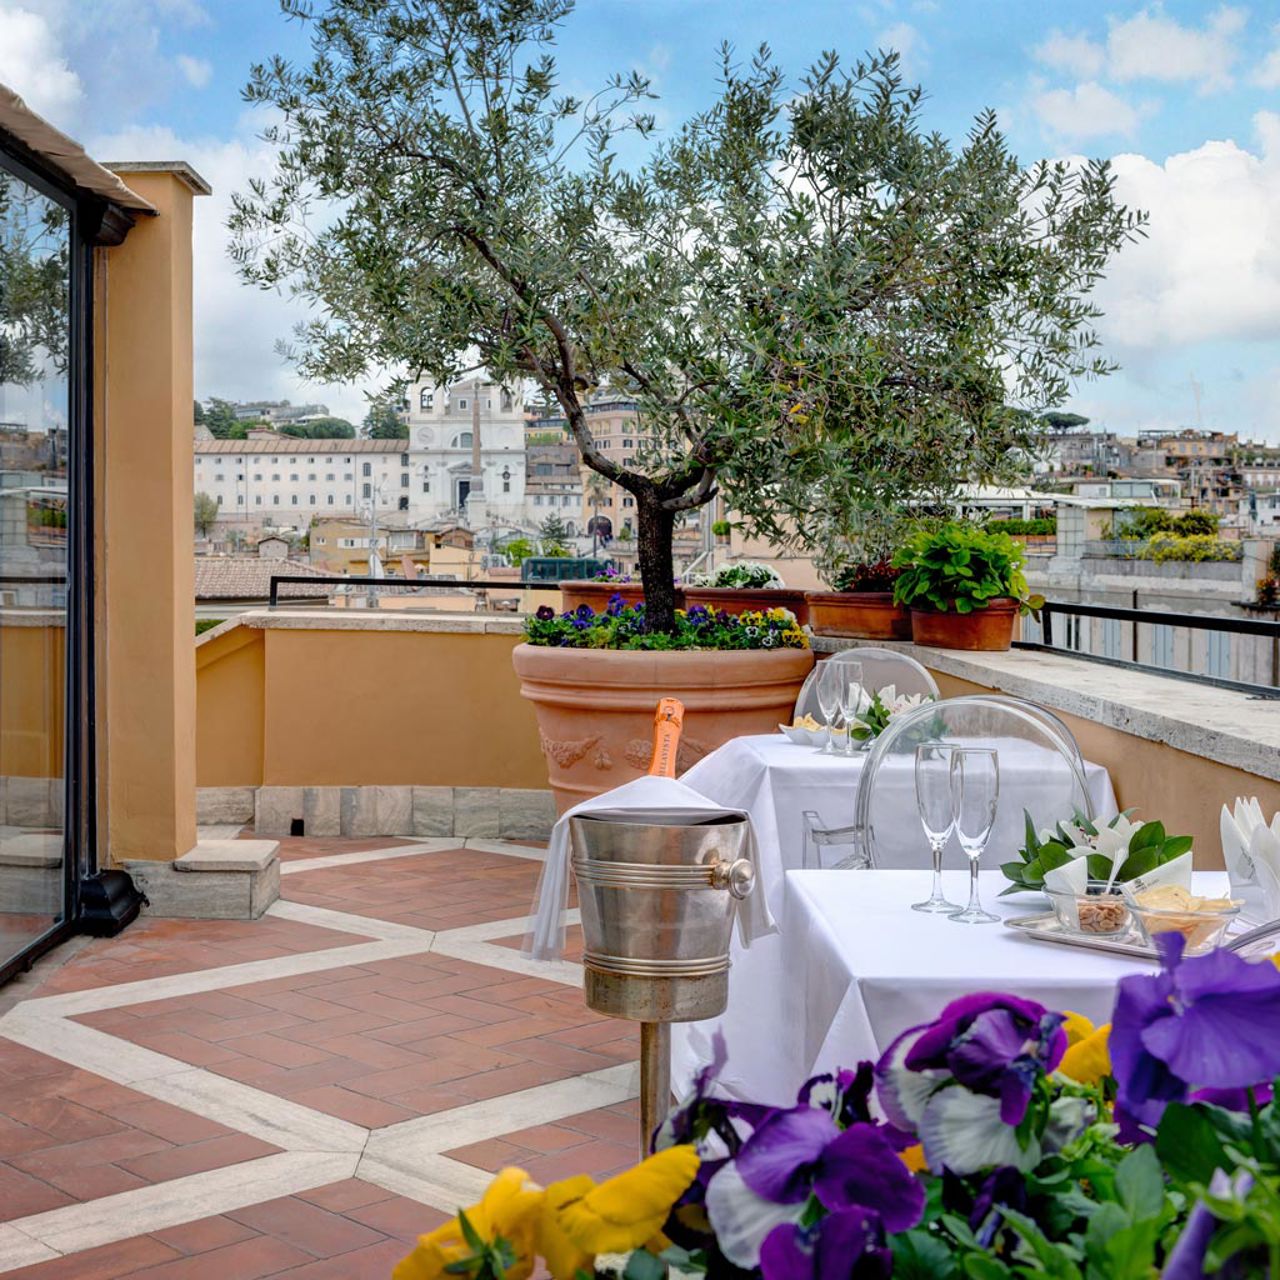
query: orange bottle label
[{"left": 648, "top": 698, "right": 685, "bottom": 778}]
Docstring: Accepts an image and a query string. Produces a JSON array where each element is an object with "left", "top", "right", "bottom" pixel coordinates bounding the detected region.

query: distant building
[
  {"left": 229, "top": 400, "right": 331, "bottom": 425},
  {"left": 525, "top": 443, "right": 582, "bottom": 533}
]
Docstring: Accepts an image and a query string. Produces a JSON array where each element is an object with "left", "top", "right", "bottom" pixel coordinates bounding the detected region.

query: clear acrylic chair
[
  {"left": 840, "top": 694, "right": 1096, "bottom": 871},
  {"left": 793, "top": 648, "right": 940, "bottom": 721},
  {"left": 802, "top": 808, "right": 870, "bottom": 870}
]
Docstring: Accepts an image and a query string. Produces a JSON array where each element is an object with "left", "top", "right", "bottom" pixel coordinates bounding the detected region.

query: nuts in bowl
[{"left": 1044, "top": 880, "right": 1131, "bottom": 937}]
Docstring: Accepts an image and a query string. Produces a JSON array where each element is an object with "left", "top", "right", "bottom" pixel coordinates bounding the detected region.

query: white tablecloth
[
  {"left": 680, "top": 869, "right": 1227, "bottom": 1106},
  {"left": 671, "top": 735, "right": 1117, "bottom": 1102}
]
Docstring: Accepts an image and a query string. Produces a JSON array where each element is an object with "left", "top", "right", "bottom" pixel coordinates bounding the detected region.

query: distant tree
[
  {"left": 193, "top": 491, "right": 219, "bottom": 537},
  {"left": 203, "top": 398, "right": 242, "bottom": 438},
  {"left": 539, "top": 513, "right": 572, "bottom": 556},
  {"left": 278, "top": 417, "right": 355, "bottom": 438},
  {"left": 1041, "top": 411, "right": 1092, "bottom": 433},
  {"left": 502, "top": 535, "right": 535, "bottom": 567},
  {"left": 0, "top": 172, "right": 68, "bottom": 386},
  {"left": 194, "top": 399, "right": 206, "bottom": 426},
  {"left": 364, "top": 397, "right": 409, "bottom": 439}
]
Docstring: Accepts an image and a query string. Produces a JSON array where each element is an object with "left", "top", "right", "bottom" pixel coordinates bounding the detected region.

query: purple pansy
[
  {"left": 885, "top": 992, "right": 1066, "bottom": 1129},
  {"left": 1111, "top": 934, "right": 1280, "bottom": 1136},
  {"left": 534, "top": 604, "right": 555, "bottom": 620},
  {"left": 1162, "top": 1169, "right": 1254, "bottom": 1280},
  {"left": 759, "top": 1206, "right": 893, "bottom": 1280}
]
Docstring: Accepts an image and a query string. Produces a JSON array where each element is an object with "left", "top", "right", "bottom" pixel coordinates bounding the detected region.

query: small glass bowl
[
  {"left": 1127, "top": 900, "right": 1240, "bottom": 954},
  {"left": 1043, "top": 881, "right": 1131, "bottom": 937}
]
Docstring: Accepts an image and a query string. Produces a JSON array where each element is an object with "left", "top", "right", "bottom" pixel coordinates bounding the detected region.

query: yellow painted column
[{"left": 100, "top": 163, "right": 209, "bottom": 861}]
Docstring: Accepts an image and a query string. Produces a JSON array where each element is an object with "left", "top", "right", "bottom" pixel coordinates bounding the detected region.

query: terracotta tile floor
[{"left": 0, "top": 837, "right": 640, "bottom": 1278}]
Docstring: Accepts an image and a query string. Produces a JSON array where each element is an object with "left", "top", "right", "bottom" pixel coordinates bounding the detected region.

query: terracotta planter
[
  {"left": 681, "top": 586, "right": 811, "bottom": 626},
  {"left": 806, "top": 591, "right": 911, "bottom": 641},
  {"left": 512, "top": 643, "right": 815, "bottom": 812},
  {"left": 558, "top": 581, "right": 686, "bottom": 612},
  {"left": 909, "top": 598, "right": 1019, "bottom": 651}
]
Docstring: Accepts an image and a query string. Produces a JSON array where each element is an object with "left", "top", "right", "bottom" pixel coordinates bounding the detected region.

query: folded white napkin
[
  {"left": 1222, "top": 797, "right": 1280, "bottom": 925},
  {"left": 522, "top": 775, "right": 777, "bottom": 961}
]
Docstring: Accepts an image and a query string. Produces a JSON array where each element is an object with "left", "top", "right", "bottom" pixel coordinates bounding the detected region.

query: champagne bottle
[{"left": 647, "top": 697, "right": 685, "bottom": 778}]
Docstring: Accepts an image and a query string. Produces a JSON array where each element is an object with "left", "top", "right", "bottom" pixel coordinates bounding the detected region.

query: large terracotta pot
[
  {"left": 909, "top": 598, "right": 1019, "bottom": 651},
  {"left": 512, "top": 643, "right": 815, "bottom": 812},
  {"left": 558, "top": 580, "right": 686, "bottom": 612},
  {"left": 806, "top": 591, "right": 911, "bottom": 641},
  {"left": 681, "top": 587, "right": 811, "bottom": 626}
]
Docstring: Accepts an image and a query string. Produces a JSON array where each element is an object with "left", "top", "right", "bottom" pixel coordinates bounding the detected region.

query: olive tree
[{"left": 231, "top": 0, "right": 1142, "bottom": 629}]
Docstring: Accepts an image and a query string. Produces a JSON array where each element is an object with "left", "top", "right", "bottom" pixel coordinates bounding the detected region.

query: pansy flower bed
[
  {"left": 397, "top": 935, "right": 1280, "bottom": 1279},
  {"left": 524, "top": 598, "right": 809, "bottom": 651}
]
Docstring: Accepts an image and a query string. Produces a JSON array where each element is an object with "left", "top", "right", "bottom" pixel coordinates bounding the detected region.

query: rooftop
[{"left": 194, "top": 558, "right": 331, "bottom": 603}]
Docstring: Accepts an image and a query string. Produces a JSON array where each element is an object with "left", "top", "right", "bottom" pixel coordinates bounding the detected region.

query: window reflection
[{"left": 0, "top": 167, "right": 71, "bottom": 958}]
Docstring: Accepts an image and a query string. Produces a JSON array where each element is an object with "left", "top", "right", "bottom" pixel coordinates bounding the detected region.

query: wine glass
[
  {"left": 949, "top": 747, "right": 1001, "bottom": 925},
  {"left": 816, "top": 661, "right": 843, "bottom": 755},
  {"left": 837, "top": 661, "right": 864, "bottom": 757},
  {"left": 912, "top": 743, "right": 960, "bottom": 913}
]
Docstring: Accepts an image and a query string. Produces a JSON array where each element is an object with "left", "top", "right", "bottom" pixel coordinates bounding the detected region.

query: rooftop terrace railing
[{"left": 1017, "top": 599, "right": 1280, "bottom": 698}]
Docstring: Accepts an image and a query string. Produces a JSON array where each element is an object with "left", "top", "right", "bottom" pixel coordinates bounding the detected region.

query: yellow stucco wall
[
  {"left": 196, "top": 624, "right": 547, "bottom": 789},
  {"left": 0, "top": 623, "right": 65, "bottom": 778},
  {"left": 931, "top": 670, "right": 1280, "bottom": 870}
]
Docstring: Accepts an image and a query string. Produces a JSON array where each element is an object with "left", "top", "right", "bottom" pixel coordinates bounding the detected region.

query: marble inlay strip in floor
[
  {"left": 0, "top": 1151, "right": 360, "bottom": 1266},
  {"left": 280, "top": 839, "right": 464, "bottom": 875}
]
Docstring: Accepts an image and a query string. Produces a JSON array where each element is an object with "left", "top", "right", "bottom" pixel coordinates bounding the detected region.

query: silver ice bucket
[{"left": 568, "top": 813, "right": 755, "bottom": 1023}]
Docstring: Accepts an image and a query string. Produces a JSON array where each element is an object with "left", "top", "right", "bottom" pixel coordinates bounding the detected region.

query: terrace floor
[{"left": 0, "top": 836, "right": 639, "bottom": 1278}]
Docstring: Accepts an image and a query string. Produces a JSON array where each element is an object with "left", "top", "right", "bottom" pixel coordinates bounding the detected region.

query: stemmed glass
[
  {"left": 816, "top": 662, "right": 844, "bottom": 755},
  {"left": 949, "top": 747, "right": 1001, "bottom": 925},
  {"left": 837, "top": 662, "right": 864, "bottom": 757},
  {"left": 912, "top": 743, "right": 960, "bottom": 913}
]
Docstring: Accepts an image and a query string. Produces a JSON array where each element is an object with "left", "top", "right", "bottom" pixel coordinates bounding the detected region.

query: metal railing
[
  {"left": 1016, "top": 599, "right": 1280, "bottom": 698},
  {"left": 267, "top": 573, "right": 539, "bottom": 608}
]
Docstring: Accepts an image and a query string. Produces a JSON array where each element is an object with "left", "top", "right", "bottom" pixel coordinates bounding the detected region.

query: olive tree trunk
[{"left": 635, "top": 493, "right": 678, "bottom": 633}]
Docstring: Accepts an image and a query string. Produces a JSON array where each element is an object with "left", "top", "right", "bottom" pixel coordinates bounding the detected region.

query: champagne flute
[
  {"left": 949, "top": 747, "right": 1001, "bottom": 925},
  {"left": 837, "top": 661, "right": 864, "bottom": 757},
  {"left": 912, "top": 743, "right": 960, "bottom": 913},
  {"left": 815, "top": 661, "right": 843, "bottom": 754}
]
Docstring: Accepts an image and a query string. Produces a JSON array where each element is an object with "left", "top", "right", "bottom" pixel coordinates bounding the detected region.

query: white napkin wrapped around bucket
[
  {"left": 1221, "top": 797, "right": 1280, "bottom": 926},
  {"left": 523, "top": 775, "right": 776, "bottom": 961}
]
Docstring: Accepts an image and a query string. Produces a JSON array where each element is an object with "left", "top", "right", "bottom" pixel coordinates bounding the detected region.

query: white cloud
[
  {"left": 1034, "top": 30, "right": 1105, "bottom": 80},
  {"left": 1106, "top": 4, "right": 1245, "bottom": 94},
  {"left": 1030, "top": 81, "right": 1145, "bottom": 142},
  {"left": 1091, "top": 114, "right": 1280, "bottom": 355},
  {"left": 176, "top": 53, "right": 211, "bottom": 89},
  {"left": 877, "top": 21, "right": 923, "bottom": 76},
  {"left": 0, "top": 4, "right": 82, "bottom": 122},
  {"left": 1251, "top": 24, "right": 1280, "bottom": 88},
  {"left": 89, "top": 119, "right": 374, "bottom": 425}
]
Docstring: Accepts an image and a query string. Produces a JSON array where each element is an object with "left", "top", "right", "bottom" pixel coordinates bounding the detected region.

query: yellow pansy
[
  {"left": 394, "top": 1167, "right": 543, "bottom": 1280},
  {"left": 555, "top": 1145, "right": 700, "bottom": 1254},
  {"left": 538, "top": 1175, "right": 596, "bottom": 1280},
  {"left": 1059, "top": 1024, "right": 1112, "bottom": 1086},
  {"left": 899, "top": 1143, "right": 928, "bottom": 1173},
  {"left": 1061, "top": 1011, "right": 1095, "bottom": 1046}
]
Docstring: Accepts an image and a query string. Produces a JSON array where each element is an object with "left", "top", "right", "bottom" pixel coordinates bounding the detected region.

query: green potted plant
[
  {"left": 711, "top": 519, "right": 732, "bottom": 545},
  {"left": 682, "top": 561, "right": 811, "bottom": 625},
  {"left": 807, "top": 557, "right": 910, "bottom": 640},
  {"left": 892, "top": 523, "right": 1044, "bottom": 651}
]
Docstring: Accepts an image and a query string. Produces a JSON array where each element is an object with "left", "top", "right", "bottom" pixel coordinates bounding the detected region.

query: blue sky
[{"left": 3, "top": 0, "right": 1280, "bottom": 441}]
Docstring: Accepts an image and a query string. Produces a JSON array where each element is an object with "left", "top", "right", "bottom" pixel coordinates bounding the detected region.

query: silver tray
[{"left": 1004, "top": 913, "right": 1159, "bottom": 960}]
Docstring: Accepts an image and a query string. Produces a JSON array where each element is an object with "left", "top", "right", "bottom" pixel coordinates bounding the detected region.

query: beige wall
[
  {"left": 196, "top": 624, "right": 547, "bottom": 789},
  {"left": 99, "top": 169, "right": 202, "bottom": 861},
  {"left": 931, "top": 670, "right": 1280, "bottom": 869},
  {"left": 0, "top": 622, "right": 65, "bottom": 778}
]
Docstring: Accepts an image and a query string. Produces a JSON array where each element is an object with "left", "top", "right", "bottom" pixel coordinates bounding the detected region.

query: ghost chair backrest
[
  {"left": 794, "top": 648, "right": 940, "bottom": 721},
  {"left": 852, "top": 695, "right": 1094, "bottom": 871}
]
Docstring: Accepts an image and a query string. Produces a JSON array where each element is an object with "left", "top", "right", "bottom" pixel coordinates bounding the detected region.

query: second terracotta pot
[
  {"left": 681, "top": 586, "right": 810, "bottom": 626},
  {"left": 558, "top": 580, "right": 686, "bottom": 613},
  {"left": 806, "top": 591, "right": 911, "bottom": 640},
  {"left": 908, "top": 598, "right": 1019, "bottom": 651}
]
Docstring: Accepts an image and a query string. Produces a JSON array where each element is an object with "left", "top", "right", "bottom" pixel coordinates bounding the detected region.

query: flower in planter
[
  {"left": 831, "top": 558, "right": 901, "bottom": 593},
  {"left": 1110, "top": 933, "right": 1280, "bottom": 1137},
  {"left": 523, "top": 600, "right": 809, "bottom": 651},
  {"left": 685, "top": 560, "right": 785, "bottom": 589}
]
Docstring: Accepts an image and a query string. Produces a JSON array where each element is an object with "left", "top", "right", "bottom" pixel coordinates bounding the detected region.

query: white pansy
[
  {"left": 918, "top": 1088, "right": 1042, "bottom": 1177},
  {"left": 704, "top": 1163, "right": 805, "bottom": 1268}
]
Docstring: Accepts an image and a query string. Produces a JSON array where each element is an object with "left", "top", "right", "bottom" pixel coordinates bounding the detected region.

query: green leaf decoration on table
[{"left": 999, "top": 810, "right": 1193, "bottom": 895}]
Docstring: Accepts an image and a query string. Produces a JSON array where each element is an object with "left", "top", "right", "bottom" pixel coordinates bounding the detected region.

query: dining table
[
  {"left": 672, "top": 867, "right": 1229, "bottom": 1106},
  {"left": 670, "top": 731, "right": 1120, "bottom": 1102}
]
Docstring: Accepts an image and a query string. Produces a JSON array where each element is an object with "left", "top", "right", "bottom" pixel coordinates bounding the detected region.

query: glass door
[{"left": 0, "top": 156, "right": 76, "bottom": 979}]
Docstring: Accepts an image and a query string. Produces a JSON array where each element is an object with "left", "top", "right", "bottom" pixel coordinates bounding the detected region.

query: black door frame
[{"left": 0, "top": 137, "right": 98, "bottom": 986}]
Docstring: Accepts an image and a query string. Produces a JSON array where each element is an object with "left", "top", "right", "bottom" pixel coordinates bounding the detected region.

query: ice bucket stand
[{"left": 568, "top": 809, "right": 755, "bottom": 1155}]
